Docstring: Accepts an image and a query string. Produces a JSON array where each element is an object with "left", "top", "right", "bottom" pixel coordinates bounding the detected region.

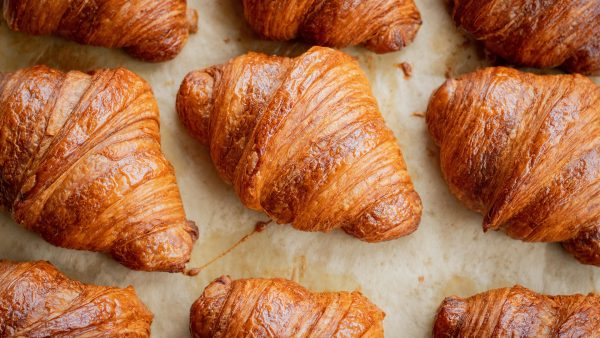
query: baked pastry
[
  {"left": 0, "top": 260, "right": 153, "bottom": 337},
  {"left": 177, "top": 46, "right": 422, "bottom": 242},
  {"left": 426, "top": 67, "right": 600, "bottom": 265},
  {"left": 0, "top": 65, "right": 198, "bottom": 272},
  {"left": 2, "top": 0, "right": 198, "bottom": 62},
  {"left": 190, "top": 276, "right": 385, "bottom": 337},
  {"left": 242, "top": 0, "right": 422, "bottom": 53},
  {"left": 450, "top": 0, "right": 600, "bottom": 74},
  {"left": 434, "top": 285, "right": 600, "bottom": 337}
]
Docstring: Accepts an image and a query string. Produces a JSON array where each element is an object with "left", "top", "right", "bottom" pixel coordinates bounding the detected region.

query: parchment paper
[{"left": 0, "top": 1, "right": 598, "bottom": 337}]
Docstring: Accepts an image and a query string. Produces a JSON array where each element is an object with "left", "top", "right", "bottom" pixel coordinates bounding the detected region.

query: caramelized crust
[
  {"left": 242, "top": 0, "right": 422, "bottom": 53},
  {"left": 177, "top": 47, "right": 422, "bottom": 242},
  {"left": 451, "top": 0, "right": 600, "bottom": 74},
  {"left": 0, "top": 260, "right": 153, "bottom": 337},
  {"left": 2, "top": 0, "right": 198, "bottom": 62},
  {"left": 190, "top": 276, "right": 384, "bottom": 338},
  {"left": 0, "top": 65, "right": 198, "bottom": 272},
  {"left": 426, "top": 67, "right": 600, "bottom": 265},
  {"left": 434, "top": 285, "right": 600, "bottom": 337}
]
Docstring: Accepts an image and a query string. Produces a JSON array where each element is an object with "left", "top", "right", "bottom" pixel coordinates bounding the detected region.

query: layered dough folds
[
  {"left": 190, "top": 276, "right": 384, "bottom": 337},
  {"left": 427, "top": 67, "right": 600, "bottom": 265},
  {"left": 242, "top": 0, "right": 422, "bottom": 53},
  {"left": 451, "top": 0, "right": 600, "bottom": 74},
  {"left": 0, "top": 260, "right": 153, "bottom": 337},
  {"left": 434, "top": 285, "right": 600, "bottom": 337},
  {"left": 177, "top": 47, "right": 422, "bottom": 242},
  {"left": 2, "top": 0, "right": 198, "bottom": 62},
  {"left": 0, "top": 66, "right": 198, "bottom": 272}
]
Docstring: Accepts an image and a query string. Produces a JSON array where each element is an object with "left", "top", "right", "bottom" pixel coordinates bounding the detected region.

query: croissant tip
[{"left": 187, "top": 8, "right": 199, "bottom": 34}]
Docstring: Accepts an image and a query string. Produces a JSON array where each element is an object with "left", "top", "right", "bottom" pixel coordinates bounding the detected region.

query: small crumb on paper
[
  {"left": 396, "top": 62, "right": 413, "bottom": 79},
  {"left": 412, "top": 111, "right": 425, "bottom": 118},
  {"left": 418, "top": 276, "right": 425, "bottom": 283}
]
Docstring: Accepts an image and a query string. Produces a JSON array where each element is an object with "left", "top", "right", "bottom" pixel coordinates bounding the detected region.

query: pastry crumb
[{"left": 396, "top": 62, "right": 413, "bottom": 79}]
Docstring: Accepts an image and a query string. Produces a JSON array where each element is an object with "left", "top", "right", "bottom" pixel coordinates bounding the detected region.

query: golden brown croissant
[
  {"left": 450, "top": 0, "right": 600, "bottom": 74},
  {"left": 426, "top": 67, "right": 600, "bottom": 265},
  {"left": 242, "top": 0, "right": 422, "bottom": 53},
  {"left": 2, "top": 0, "right": 198, "bottom": 62},
  {"left": 0, "top": 65, "right": 198, "bottom": 272},
  {"left": 434, "top": 285, "right": 600, "bottom": 337},
  {"left": 190, "top": 276, "right": 385, "bottom": 338},
  {"left": 0, "top": 260, "right": 153, "bottom": 337},
  {"left": 177, "top": 46, "right": 422, "bottom": 242}
]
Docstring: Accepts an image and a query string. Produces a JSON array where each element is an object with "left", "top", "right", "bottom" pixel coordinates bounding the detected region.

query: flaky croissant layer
[
  {"left": 451, "top": 0, "right": 600, "bottom": 74},
  {"left": 190, "top": 276, "right": 385, "bottom": 338},
  {"left": 434, "top": 285, "right": 600, "bottom": 337},
  {"left": 0, "top": 260, "right": 153, "bottom": 337},
  {"left": 2, "top": 0, "right": 198, "bottom": 62},
  {"left": 242, "top": 0, "right": 422, "bottom": 53},
  {"left": 177, "top": 46, "right": 422, "bottom": 242},
  {"left": 0, "top": 65, "right": 198, "bottom": 272},
  {"left": 427, "top": 67, "right": 600, "bottom": 265}
]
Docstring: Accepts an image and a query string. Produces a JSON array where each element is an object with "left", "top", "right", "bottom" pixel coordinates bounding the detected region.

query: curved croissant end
[
  {"left": 242, "top": 0, "right": 422, "bottom": 53},
  {"left": 0, "top": 65, "right": 198, "bottom": 272},
  {"left": 190, "top": 276, "right": 385, "bottom": 338},
  {"left": 434, "top": 285, "right": 600, "bottom": 337},
  {"left": 2, "top": 0, "right": 198, "bottom": 62},
  {"left": 426, "top": 67, "right": 600, "bottom": 265},
  {"left": 177, "top": 47, "right": 422, "bottom": 242},
  {"left": 0, "top": 260, "right": 153, "bottom": 337},
  {"left": 451, "top": 0, "right": 600, "bottom": 74}
]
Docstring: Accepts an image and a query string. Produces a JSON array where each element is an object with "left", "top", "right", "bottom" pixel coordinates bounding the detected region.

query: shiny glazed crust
[
  {"left": 177, "top": 46, "right": 422, "bottom": 242},
  {"left": 0, "top": 65, "right": 198, "bottom": 272},
  {"left": 426, "top": 67, "right": 600, "bottom": 265},
  {"left": 242, "top": 0, "right": 422, "bottom": 53},
  {"left": 2, "top": 0, "right": 198, "bottom": 62},
  {"left": 0, "top": 260, "right": 153, "bottom": 337},
  {"left": 451, "top": 0, "right": 600, "bottom": 74},
  {"left": 190, "top": 276, "right": 385, "bottom": 338},
  {"left": 434, "top": 285, "right": 600, "bottom": 337}
]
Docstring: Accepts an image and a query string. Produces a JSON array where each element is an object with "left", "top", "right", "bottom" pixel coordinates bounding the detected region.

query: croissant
[
  {"left": 2, "top": 0, "right": 198, "bottom": 62},
  {"left": 190, "top": 276, "right": 385, "bottom": 337},
  {"left": 241, "top": 0, "right": 422, "bottom": 53},
  {"left": 450, "top": 0, "right": 600, "bottom": 74},
  {"left": 434, "top": 285, "right": 600, "bottom": 337},
  {"left": 0, "top": 65, "right": 198, "bottom": 272},
  {"left": 176, "top": 46, "right": 422, "bottom": 242},
  {"left": 426, "top": 67, "right": 600, "bottom": 265},
  {"left": 0, "top": 260, "right": 153, "bottom": 337}
]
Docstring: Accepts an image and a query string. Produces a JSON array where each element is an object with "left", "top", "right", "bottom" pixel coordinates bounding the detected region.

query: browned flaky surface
[
  {"left": 0, "top": 260, "right": 153, "bottom": 337},
  {"left": 433, "top": 285, "right": 600, "bottom": 338},
  {"left": 190, "top": 276, "right": 385, "bottom": 338},
  {"left": 451, "top": 0, "right": 600, "bottom": 74},
  {"left": 176, "top": 46, "right": 422, "bottom": 242},
  {"left": 242, "top": 0, "right": 421, "bottom": 53},
  {"left": 426, "top": 67, "right": 600, "bottom": 265},
  {"left": 0, "top": 65, "right": 198, "bottom": 272},
  {"left": 1, "top": 0, "right": 198, "bottom": 62}
]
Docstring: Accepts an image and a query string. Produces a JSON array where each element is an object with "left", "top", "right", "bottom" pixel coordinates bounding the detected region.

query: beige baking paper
[{"left": 0, "top": 1, "right": 598, "bottom": 337}]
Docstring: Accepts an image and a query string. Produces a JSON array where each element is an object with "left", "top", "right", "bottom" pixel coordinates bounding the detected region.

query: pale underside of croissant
[
  {"left": 451, "top": 0, "right": 600, "bottom": 75},
  {"left": 242, "top": 0, "right": 422, "bottom": 53},
  {"left": 177, "top": 46, "right": 422, "bottom": 242},
  {"left": 0, "top": 66, "right": 198, "bottom": 272},
  {"left": 426, "top": 67, "right": 600, "bottom": 265},
  {"left": 190, "top": 276, "right": 385, "bottom": 338},
  {"left": 0, "top": 260, "right": 153, "bottom": 337},
  {"left": 2, "top": 0, "right": 198, "bottom": 62},
  {"left": 434, "top": 285, "right": 600, "bottom": 337}
]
